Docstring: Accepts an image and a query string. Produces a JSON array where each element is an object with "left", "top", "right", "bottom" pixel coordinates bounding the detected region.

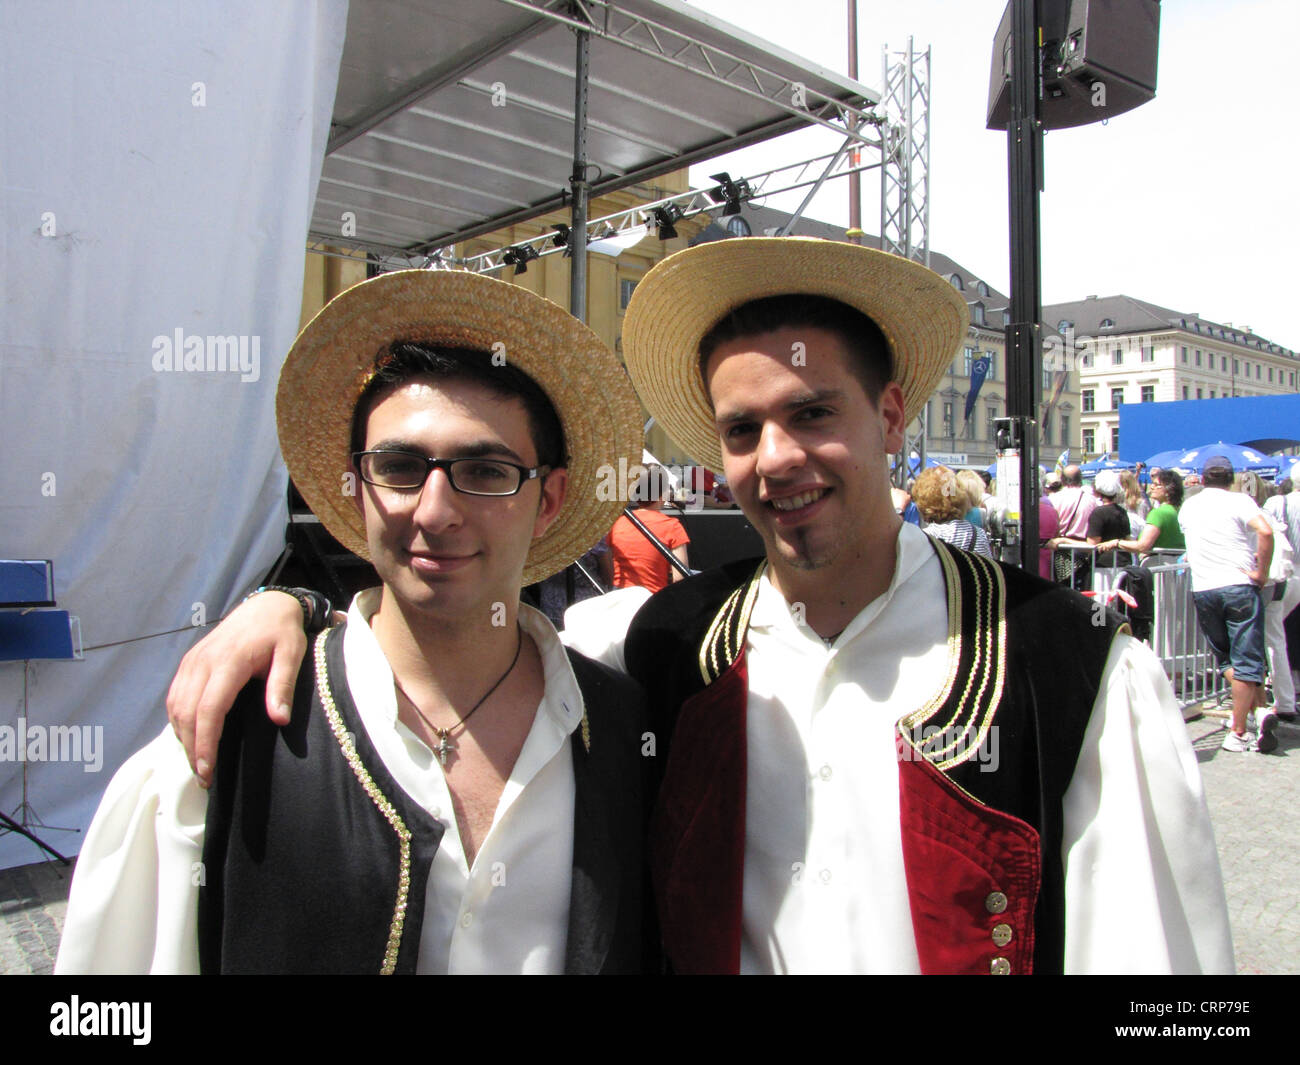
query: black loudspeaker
[{"left": 987, "top": 0, "right": 1160, "bottom": 131}]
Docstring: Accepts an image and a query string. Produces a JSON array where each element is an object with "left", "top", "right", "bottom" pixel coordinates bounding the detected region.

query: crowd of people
[{"left": 901, "top": 456, "right": 1300, "bottom": 754}]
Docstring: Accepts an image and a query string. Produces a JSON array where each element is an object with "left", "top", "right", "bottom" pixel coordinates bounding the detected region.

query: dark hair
[
  {"left": 1203, "top": 466, "right": 1234, "bottom": 489},
  {"left": 349, "top": 342, "right": 566, "bottom": 468},
  {"left": 697, "top": 294, "right": 892, "bottom": 404},
  {"left": 1153, "top": 467, "right": 1184, "bottom": 507}
]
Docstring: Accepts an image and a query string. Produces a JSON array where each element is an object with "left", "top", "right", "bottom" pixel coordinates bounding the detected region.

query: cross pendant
[{"left": 434, "top": 729, "right": 456, "bottom": 767}]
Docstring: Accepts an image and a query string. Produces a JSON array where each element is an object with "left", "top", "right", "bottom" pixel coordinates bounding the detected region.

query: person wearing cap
[
  {"left": 1047, "top": 469, "right": 1132, "bottom": 569},
  {"left": 163, "top": 239, "right": 1231, "bottom": 975},
  {"left": 1178, "top": 454, "right": 1277, "bottom": 753},
  {"left": 56, "top": 270, "right": 653, "bottom": 974}
]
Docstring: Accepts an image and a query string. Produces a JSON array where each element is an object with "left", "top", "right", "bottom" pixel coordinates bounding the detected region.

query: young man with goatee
[
  {"left": 57, "top": 270, "right": 651, "bottom": 974},
  {"left": 163, "top": 238, "right": 1232, "bottom": 975}
]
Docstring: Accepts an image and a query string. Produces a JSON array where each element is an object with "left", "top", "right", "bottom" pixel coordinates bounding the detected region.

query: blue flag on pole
[{"left": 964, "top": 355, "right": 990, "bottom": 422}]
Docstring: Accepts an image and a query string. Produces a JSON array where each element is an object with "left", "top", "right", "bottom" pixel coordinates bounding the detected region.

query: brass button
[
  {"left": 990, "top": 956, "right": 1011, "bottom": 975},
  {"left": 991, "top": 923, "right": 1013, "bottom": 947},
  {"left": 985, "top": 891, "right": 1008, "bottom": 914}
]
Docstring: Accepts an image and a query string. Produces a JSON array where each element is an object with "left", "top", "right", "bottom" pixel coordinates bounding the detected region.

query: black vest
[
  {"left": 625, "top": 540, "right": 1124, "bottom": 973},
  {"left": 198, "top": 623, "right": 652, "bottom": 974}
]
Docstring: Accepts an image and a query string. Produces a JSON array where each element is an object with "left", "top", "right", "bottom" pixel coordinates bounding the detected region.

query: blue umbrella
[
  {"left": 1175, "top": 442, "right": 1280, "bottom": 474},
  {"left": 1143, "top": 448, "right": 1189, "bottom": 471},
  {"left": 1079, "top": 456, "right": 1136, "bottom": 475}
]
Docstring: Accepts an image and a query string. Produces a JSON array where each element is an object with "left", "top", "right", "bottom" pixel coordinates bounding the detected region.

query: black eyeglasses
[{"left": 353, "top": 450, "right": 549, "bottom": 497}]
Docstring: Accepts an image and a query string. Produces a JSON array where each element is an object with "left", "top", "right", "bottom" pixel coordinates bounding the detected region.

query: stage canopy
[{"left": 312, "top": 0, "right": 879, "bottom": 258}]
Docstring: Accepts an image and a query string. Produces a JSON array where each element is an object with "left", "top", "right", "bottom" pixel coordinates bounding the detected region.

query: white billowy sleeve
[
  {"left": 54, "top": 726, "right": 207, "bottom": 974},
  {"left": 1062, "top": 633, "right": 1234, "bottom": 973},
  {"left": 559, "top": 587, "right": 649, "bottom": 673}
]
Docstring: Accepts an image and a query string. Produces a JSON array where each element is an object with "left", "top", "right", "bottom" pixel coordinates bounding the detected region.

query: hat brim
[
  {"left": 622, "top": 237, "right": 969, "bottom": 473},
  {"left": 276, "top": 269, "right": 643, "bottom": 586}
]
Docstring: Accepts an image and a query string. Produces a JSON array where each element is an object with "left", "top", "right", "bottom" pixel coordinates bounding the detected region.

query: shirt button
[
  {"left": 460, "top": 912, "right": 473, "bottom": 929},
  {"left": 985, "top": 891, "right": 1008, "bottom": 914},
  {"left": 990, "top": 956, "right": 1011, "bottom": 975},
  {"left": 818, "top": 765, "right": 833, "bottom": 781},
  {"left": 991, "top": 923, "right": 1013, "bottom": 947}
]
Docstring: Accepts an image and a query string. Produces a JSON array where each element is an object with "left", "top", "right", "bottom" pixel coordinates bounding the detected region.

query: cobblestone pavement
[{"left": 2, "top": 709, "right": 1297, "bottom": 974}]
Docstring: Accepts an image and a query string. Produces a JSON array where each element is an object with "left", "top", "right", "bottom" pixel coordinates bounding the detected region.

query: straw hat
[
  {"left": 276, "top": 269, "right": 642, "bottom": 585},
  {"left": 622, "top": 237, "right": 970, "bottom": 473}
]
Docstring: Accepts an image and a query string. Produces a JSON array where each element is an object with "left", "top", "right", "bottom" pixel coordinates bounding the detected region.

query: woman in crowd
[
  {"left": 1120, "top": 469, "right": 1150, "bottom": 537},
  {"left": 1098, "top": 467, "right": 1186, "bottom": 558},
  {"left": 912, "top": 465, "right": 995, "bottom": 559}
]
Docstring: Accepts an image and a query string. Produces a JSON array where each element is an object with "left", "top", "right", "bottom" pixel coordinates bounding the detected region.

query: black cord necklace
[{"left": 396, "top": 627, "right": 524, "bottom": 768}]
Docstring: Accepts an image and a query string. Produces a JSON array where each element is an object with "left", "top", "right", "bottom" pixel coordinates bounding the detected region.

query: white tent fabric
[{"left": 0, "top": 1, "right": 349, "bottom": 869}]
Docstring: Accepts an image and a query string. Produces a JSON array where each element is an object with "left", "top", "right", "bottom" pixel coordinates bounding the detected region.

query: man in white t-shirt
[
  {"left": 1264, "top": 476, "right": 1300, "bottom": 719},
  {"left": 1178, "top": 454, "right": 1276, "bottom": 751}
]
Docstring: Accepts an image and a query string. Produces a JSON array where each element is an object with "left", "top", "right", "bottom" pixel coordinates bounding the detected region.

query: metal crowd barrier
[
  {"left": 1049, "top": 546, "right": 1228, "bottom": 713},
  {"left": 1145, "top": 562, "right": 1229, "bottom": 712}
]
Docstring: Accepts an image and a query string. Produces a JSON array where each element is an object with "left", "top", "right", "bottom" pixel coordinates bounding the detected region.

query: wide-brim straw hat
[
  {"left": 622, "top": 237, "right": 969, "bottom": 473},
  {"left": 276, "top": 269, "right": 642, "bottom": 585}
]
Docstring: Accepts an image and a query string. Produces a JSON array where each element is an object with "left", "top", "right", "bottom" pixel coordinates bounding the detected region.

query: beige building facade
[{"left": 1043, "top": 295, "right": 1300, "bottom": 458}]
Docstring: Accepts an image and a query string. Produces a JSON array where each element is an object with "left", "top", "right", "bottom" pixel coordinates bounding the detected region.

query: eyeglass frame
[{"left": 351, "top": 449, "right": 551, "bottom": 497}]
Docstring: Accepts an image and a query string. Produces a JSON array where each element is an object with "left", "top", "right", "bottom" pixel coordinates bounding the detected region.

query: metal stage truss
[{"left": 305, "top": 0, "right": 931, "bottom": 328}]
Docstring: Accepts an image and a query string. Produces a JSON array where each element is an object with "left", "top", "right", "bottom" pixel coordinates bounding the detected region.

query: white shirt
[
  {"left": 1264, "top": 491, "right": 1300, "bottom": 557},
  {"left": 55, "top": 592, "right": 581, "bottom": 974},
  {"left": 1178, "top": 487, "right": 1265, "bottom": 592},
  {"left": 564, "top": 523, "right": 1234, "bottom": 974}
]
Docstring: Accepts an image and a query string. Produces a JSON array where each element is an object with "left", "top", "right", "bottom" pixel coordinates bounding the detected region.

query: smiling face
[
  {"left": 355, "top": 376, "right": 566, "bottom": 627},
  {"left": 704, "top": 325, "right": 905, "bottom": 590}
]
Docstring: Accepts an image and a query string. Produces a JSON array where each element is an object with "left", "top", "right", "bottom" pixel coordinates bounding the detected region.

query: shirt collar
[
  {"left": 344, "top": 589, "right": 584, "bottom": 739},
  {"left": 748, "top": 522, "right": 937, "bottom": 648}
]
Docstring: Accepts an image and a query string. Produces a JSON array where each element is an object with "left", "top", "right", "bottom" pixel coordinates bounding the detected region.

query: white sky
[{"left": 682, "top": 0, "right": 1300, "bottom": 347}]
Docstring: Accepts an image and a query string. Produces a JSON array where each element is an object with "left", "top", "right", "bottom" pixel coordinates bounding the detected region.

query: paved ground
[{"left": 2, "top": 707, "right": 1297, "bottom": 974}]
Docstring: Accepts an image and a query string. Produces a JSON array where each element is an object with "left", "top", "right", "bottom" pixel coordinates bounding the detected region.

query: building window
[
  {"left": 1234, "top": 358, "right": 1239, "bottom": 375},
  {"left": 619, "top": 278, "right": 638, "bottom": 309},
  {"left": 1100, "top": 318, "right": 1114, "bottom": 329},
  {"left": 1060, "top": 413, "right": 1069, "bottom": 445},
  {"left": 971, "top": 302, "right": 986, "bottom": 327},
  {"left": 1042, "top": 363, "right": 1054, "bottom": 391},
  {"left": 1256, "top": 365, "right": 1262, "bottom": 379},
  {"left": 1111, "top": 427, "right": 1120, "bottom": 453},
  {"left": 949, "top": 274, "right": 964, "bottom": 290},
  {"left": 1209, "top": 390, "right": 1216, "bottom": 399},
  {"left": 1222, "top": 355, "right": 1229, "bottom": 371},
  {"left": 987, "top": 352, "right": 996, "bottom": 380},
  {"left": 1269, "top": 367, "right": 1274, "bottom": 383},
  {"left": 1114, "top": 345, "right": 1123, "bottom": 366},
  {"left": 976, "top": 280, "right": 990, "bottom": 297},
  {"left": 1111, "top": 387, "right": 1124, "bottom": 409},
  {"left": 1180, "top": 346, "right": 1188, "bottom": 363},
  {"left": 1182, "top": 385, "right": 1189, "bottom": 400},
  {"left": 986, "top": 403, "right": 999, "bottom": 443},
  {"left": 942, "top": 401, "right": 954, "bottom": 437},
  {"left": 1141, "top": 345, "right": 1153, "bottom": 362},
  {"left": 1081, "top": 352, "right": 1092, "bottom": 367},
  {"left": 1196, "top": 388, "right": 1203, "bottom": 399},
  {"left": 1194, "top": 349, "right": 1201, "bottom": 366},
  {"left": 963, "top": 346, "right": 974, "bottom": 376},
  {"left": 1082, "top": 427, "right": 1095, "bottom": 453},
  {"left": 1082, "top": 389, "right": 1095, "bottom": 412},
  {"left": 725, "top": 215, "right": 752, "bottom": 237},
  {"left": 1141, "top": 384, "right": 1154, "bottom": 403},
  {"left": 1057, "top": 319, "right": 1073, "bottom": 333}
]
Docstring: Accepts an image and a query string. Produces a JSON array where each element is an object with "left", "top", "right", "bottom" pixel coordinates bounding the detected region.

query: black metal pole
[
  {"left": 569, "top": 26, "right": 590, "bottom": 321},
  {"left": 1005, "top": 0, "right": 1043, "bottom": 570}
]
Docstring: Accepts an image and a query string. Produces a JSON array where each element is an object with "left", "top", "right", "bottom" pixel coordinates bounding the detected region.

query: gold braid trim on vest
[
  {"left": 697, "top": 561, "right": 767, "bottom": 685},
  {"left": 898, "top": 540, "right": 1008, "bottom": 772},
  {"left": 313, "top": 628, "right": 413, "bottom": 975}
]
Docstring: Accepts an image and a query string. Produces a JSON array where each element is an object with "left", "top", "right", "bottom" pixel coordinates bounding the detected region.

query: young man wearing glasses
[{"left": 56, "top": 270, "right": 652, "bottom": 974}]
